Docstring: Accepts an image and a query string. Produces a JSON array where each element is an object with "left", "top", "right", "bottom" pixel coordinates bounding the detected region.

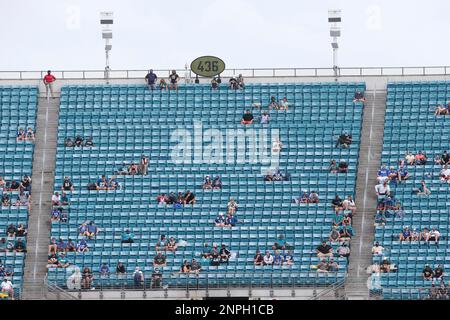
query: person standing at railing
[
  {"left": 145, "top": 69, "right": 157, "bottom": 90},
  {"left": 43, "top": 70, "right": 56, "bottom": 99}
]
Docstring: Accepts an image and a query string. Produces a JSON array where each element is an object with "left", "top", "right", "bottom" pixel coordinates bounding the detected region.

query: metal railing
[
  {"left": 1, "top": 66, "right": 450, "bottom": 81},
  {"left": 369, "top": 287, "right": 450, "bottom": 300},
  {"left": 44, "top": 271, "right": 346, "bottom": 299}
]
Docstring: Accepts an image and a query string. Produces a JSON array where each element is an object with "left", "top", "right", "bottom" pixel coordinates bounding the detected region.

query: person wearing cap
[
  {"left": 214, "top": 213, "right": 226, "bottom": 227},
  {"left": 335, "top": 131, "right": 352, "bottom": 148},
  {"left": 353, "top": 90, "right": 365, "bottom": 102},
  {"left": 397, "top": 164, "right": 410, "bottom": 182},
  {"left": 219, "top": 244, "right": 231, "bottom": 264},
  {"left": 380, "top": 258, "right": 392, "bottom": 273},
  {"left": 43, "top": 70, "right": 56, "bottom": 99},
  {"left": 308, "top": 191, "right": 319, "bottom": 204},
  {"left": 133, "top": 267, "right": 144, "bottom": 288},
  {"left": 283, "top": 250, "right": 295, "bottom": 265},
  {"left": 337, "top": 160, "right": 348, "bottom": 173},
  {"left": 145, "top": 69, "right": 158, "bottom": 90}
]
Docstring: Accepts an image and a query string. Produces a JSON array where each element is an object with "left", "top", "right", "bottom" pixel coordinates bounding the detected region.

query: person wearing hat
[
  {"left": 133, "top": 267, "right": 144, "bottom": 288},
  {"left": 423, "top": 264, "right": 434, "bottom": 280}
]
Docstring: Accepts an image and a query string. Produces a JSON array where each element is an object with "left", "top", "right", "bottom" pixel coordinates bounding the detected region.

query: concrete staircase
[
  {"left": 22, "top": 96, "right": 60, "bottom": 300},
  {"left": 345, "top": 90, "right": 387, "bottom": 299}
]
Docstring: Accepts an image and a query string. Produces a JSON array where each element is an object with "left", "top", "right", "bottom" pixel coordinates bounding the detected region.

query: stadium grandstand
[{"left": 1, "top": 2, "right": 450, "bottom": 304}]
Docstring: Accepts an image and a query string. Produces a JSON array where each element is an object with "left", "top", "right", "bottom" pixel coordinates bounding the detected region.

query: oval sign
[{"left": 190, "top": 56, "right": 226, "bottom": 77}]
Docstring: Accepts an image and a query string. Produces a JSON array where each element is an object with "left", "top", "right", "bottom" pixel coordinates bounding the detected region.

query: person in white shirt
[
  {"left": 440, "top": 165, "right": 450, "bottom": 182},
  {"left": 342, "top": 195, "right": 357, "bottom": 215},
  {"left": 279, "top": 97, "right": 289, "bottom": 110},
  {"left": 375, "top": 181, "right": 390, "bottom": 198},
  {"left": 272, "top": 138, "right": 283, "bottom": 153},
  {"left": 263, "top": 250, "right": 273, "bottom": 265},
  {"left": 405, "top": 151, "right": 415, "bottom": 165},
  {"left": 1, "top": 279, "right": 14, "bottom": 298},
  {"left": 428, "top": 228, "right": 441, "bottom": 244},
  {"left": 260, "top": 112, "right": 270, "bottom": 124},
  {"left": 51, "top": 192, "right": 61, "bottom": 206},
  {"left": 371, "top": 242, "right": 384, "bottom": 255}
]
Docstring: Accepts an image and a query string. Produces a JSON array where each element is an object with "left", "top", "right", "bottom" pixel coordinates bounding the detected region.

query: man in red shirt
[{"left": 43, "top": 70, "right": 56, "bottom": 98}]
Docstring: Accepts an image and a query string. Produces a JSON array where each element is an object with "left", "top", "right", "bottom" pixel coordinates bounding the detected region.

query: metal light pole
[
  {"left": 100, "top": 12, "right": 113, "bottom": 83},
  {"left": 328, "top": 10, "right": 341, "bottom": 80}
]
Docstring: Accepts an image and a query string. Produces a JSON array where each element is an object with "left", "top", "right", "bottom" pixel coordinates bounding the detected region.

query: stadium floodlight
[
  {"left": 328, "top": 9, "right": 341, "bottom": 79},
  {"left": 100, "top": 12, "right": 113, "bottom": 82}
]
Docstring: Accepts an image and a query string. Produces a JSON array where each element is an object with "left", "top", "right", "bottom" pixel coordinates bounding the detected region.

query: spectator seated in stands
[
  {"left": 412, "top": 180, "right": 431, "bottom": 196},
  {"left": 179, "top": 260, "right": 191, "bottom": 273},
  {"left": 353, "top": 90, "right": 366, "bottom": 103},
  {"left": 380, "top": 257, "right": 396, "bottom": 273},
  {"left": 440, "top": 165, "right": 450, "bottom": 183},
  {"left": 156, "top": 193, "right": 168, "bottom": 206},
  {"left": 64, "top": 137, "right": 74, "bottom": 147},
  {"left": 48, "top": 237, "right": 57, "bottom": 255},
  {"left": 166, "top": 236, "right": 178, "bottom": 252},
  {"left": 61, "top": 176, "right": 74, "bottom": 191},
  {"left": 422, "top": 265, "right": 434, "bottom": 280},
  {"left": 51, "top": 207, "right": 62, "bottom": 222},
  {"left": 116, "top": 262, "right": 126, "bottom": 274},
  {"left": 0, "top": 176, "right": 6, "bottom": 189},
  {"left": 241, "top": 110, "right": 254, "bottom": 125},
  {"left": 283, "top": 250, "right": 295, "bottom": 265},
  {"left": 268, "top": 96, "right": 278, "bottom": 109},
  {"left": 66, "top": 239, "right": 76, "bottom": 252},
  {"left": 410, "top": 228, "right": 420, "bottom": 241},
  {"left": 95, "top": 175, "right": 109, "bottom": 190},
  {"left": 0, "top": 278, "right": 14, "bottom": 299},
  {"left": 26, "top": 127, "right": 35, "bottom": 141},
  {"left": 74, "top": 135, "right": 84, "bottom": 147},
  {"left": 405, "top": 151, "right": 415, "bottom": 165},
  {"left": 397, "top": 164, "right": 410, "bottom": 182},
  {"left": 440, "top": 150, "right": 450, "bottom": 165},
  {"left": 434, "top": 265, "right": 444, "bottom": 280},
  {"left": 337, "top": 242, "right": 350, "bottom": 259},
  {"left": 328, "top": 258, "right": 339, "bottom": 272},
  {"left": 214, "top": 213, "right": 225, "bottom": 227},
  {"left": 424, "top": 227, "right": 441, "bottom": 245},
  {"left": 253, "top": 250, "right": 264, "bottom": 266},
  {"left": 183, "top": 190, "right": 196, "bottom": 206},
  {"left": 375, "top": 181, "right": 391, "bottom": 201},
  {"left": 308, "top": 191, "right": 319, "bottom": 204},
  {"left": 56, "top": 238, "right": 67, "bottom": 252},
  {"left": 58, "top": 253, "right": 70, "bottom": 268},
  {"left": 387, "top": 166, "right": 399, "bottom": 185},
  {"left": 82, "top": 267, "right": 93, "bottom": 289},
  {"left": 331, "top": 195, "right": 343, "bottom": 212},
  {"left": 434, "top": 103, "right": 450, "bottom": 116},
  {"left": 6, "top": 224, "right": 16, "bottom": 238},
  {"left": 16, "top": 224, "right": 27, "bottom": 237},
  {"left": 335, "top": 131, "right": 352, "bottom": 148},
  {"left": 227, "top": 197, "right": 238, "bottom": 214},
  {"left": 224, "top": 213, "right": 238, "bottom": 228},
  {"left": 316, "top": 241, "right": 333, "bottom": 258},
  {"left": 16, "top": 127, "right": 26, "bottom": 141},
  {"left": 159, "top": 78, "right": 168, "bottom": 90},
  {"left": 115, "top": 162, "right": 129, "bottom": 175},
  {"left": 342, "top": 196, "right": 356, "bottom": 215},
  {"left": 273, "top": 250, "right": 283, "bottom": 265},
  {"left": 236, "top": 74, "right": 245, "bottom": 89},
  {"left": 220, "top": 244, "right": 231, "bottom": 264},
  {"left": 337, "top": 160, "right": 348, "bottom": 173},
  {"left": 77, "top": 239, "right": 89, "bottom": 252},
  {"left": 272, "top": 234, "right": 289, "bottom": 250},
  {"left": 1, "top": 193, "right": 10, "bottom": 207},
  {"left": 265, "top": 168, "right": 290, "bottom": 182},
  {"left": 14, "top": 191, "right": 30, "bottom": 207},
  {"left": 203, "top": 175, "right": 212, "bottom": 189},
  {"left": 329, "top": 226, "right": 341, "bottom": 243},
  {"left": 99, "top": 263, "right": 110, "bottom": 275},
  {"left": 14, "top": 238, "right": 26, "bottom": 253},
  {"left": 260, "top": 111, "right": 270, "bottom": 124},
  {"left": 168, "top": 70, "right": 179, "bottom": 90},
  {"left": 121, "top": 229, "right": 134, "bottom": 244},
  {"left": 374, "top": 211, "right": 386, "bottom": 226},
  {"left": 329, "top": 160, "right": 338, "bottom": 173},
  {"left": 209, "top": 244, "right": 220, "bottom": 266},
  {"left": 263, "top": 250, "right": 274, "bottom": 266},
  {"left": 60, "top": 192, "right": 70, "bottom": 206},
  {"left": 153, "top": 252, "right": 167, "bottom": 267},
  {"left": 128, "top": 163, "right": 139, "bottom": 175},
  {"left": 279, "top": 97, "right": 289, "bottom": 110},
  {"left": 338, "top": 221, "right": 354, "bottom": 239},
  {"left": 108, "top": 176, "right": 120, "bottom": 190},
  {"left": 212, "top": 176, "right": 222, "bottom": 189},
  {"left": 399, "top": 226, "right": 412, "bottom": 241},
  {"left": 84, "top": 136, "right": 94, "bottom": 147},
  {"left": 47, "top": 253, "right": 59, "bottom": 267},
  {"left": 415, "top": 151, "right": 427, "bottom": 165},
  {"left": 376, "top": 165, "right": 390, "bottom": 184},
  {"left": 316, "top": 259, "right": 329, "bottom": 272},
  {"left": 229, "top": 77, "right": 238, "bottom": 90},
  {"left": 293, "top": 190, "right": 309, "bottom": 204},
  {"left": 155, "top": 235, "right": 167, "bottom": 251},
  {"left": 8, "top": 179, "right": 20, "bottom": 191},
  {"left": 20, "top": 175, "right": 32, "bottom": 192},
  {"left": 86, "top": 221, "right": 99, "bottom": 239}
]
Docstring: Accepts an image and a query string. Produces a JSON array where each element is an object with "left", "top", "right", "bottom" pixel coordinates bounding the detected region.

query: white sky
[{"left": 0, "top": 0, "right": 449, "bottom": 71}]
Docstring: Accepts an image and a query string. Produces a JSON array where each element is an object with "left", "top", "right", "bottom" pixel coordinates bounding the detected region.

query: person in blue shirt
[
  {"left": 377, "top": 165, "right": 389, "bottom": 184},
  {"left": 96, "top": 175, "right": 108, "bottom": 190},
  {"left": 108, "top": 176, "right": 120, "bottom": 190},
  {"left": 399, "top": 226, "right": 412, "bottom": 241},
  {"left": 387, "top": 166, "right": 398, "bottom": 185},
  {"left": 51, "top": 208, "right": 61, "bottom": 222},
  {"left": 57, "top": 238, "right": 66, "bottom": 252},
  {"left": 225, "top": 213, "right": 238, "bottom": 228},
  {"left": 121, "top": 229, "right": 134, "bottom": 244},
  {"left": 145, "top": 69, "right": 158, "bottom": 90},
  {"left": 99, "top": 263, "right": 110, "bottom": 275},
  {"left": 77, "top": 239, "right": 89, "bottom": 252},
  {"left": 283, "top": 250, "right": 295, "bottom": 265},
  {"left": 86, "top": 221, "right": 98, "bottom": 238},
  {"left": 397, "top": 165, "right": 410, "bottom": 182},
  {"left": 273, "top": 250, "right": 283, "bottom": 265}
]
